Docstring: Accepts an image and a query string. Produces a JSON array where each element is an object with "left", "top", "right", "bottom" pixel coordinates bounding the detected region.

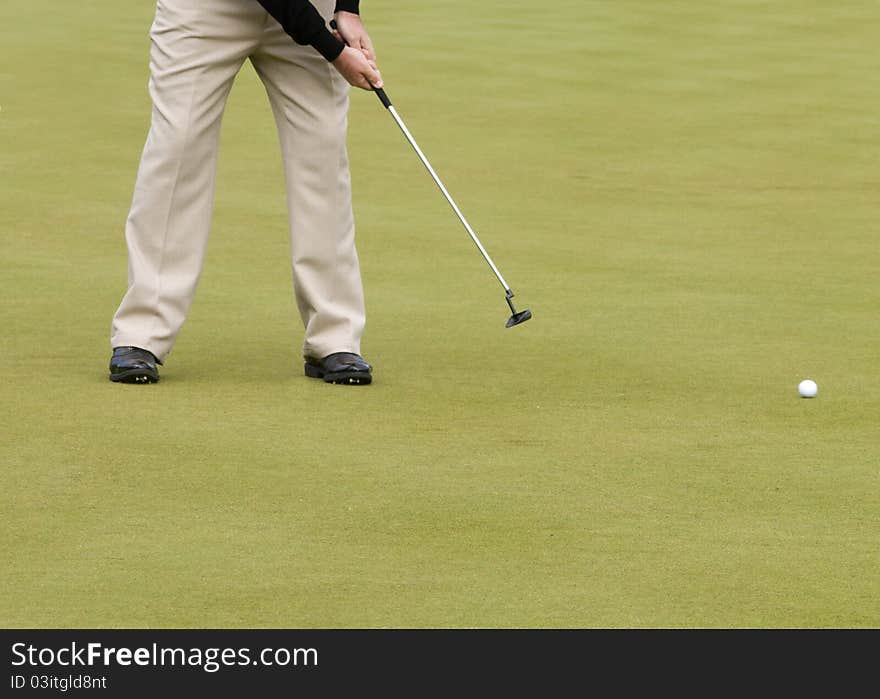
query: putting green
[{"left": 1, "top": 1, "right": 878, "bottom": 628}]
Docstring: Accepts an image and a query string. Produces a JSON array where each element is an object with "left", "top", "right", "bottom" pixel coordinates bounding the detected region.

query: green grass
[{"left": 1, "top": 1, "right": 878, "bottom": 628}]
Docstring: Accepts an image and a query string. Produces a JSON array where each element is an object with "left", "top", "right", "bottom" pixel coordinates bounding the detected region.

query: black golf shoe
[
  {"left": 109, "top": 346, "right": 160, "bottom": 384},
  {"left": 304, "top": 352, "right": 372, "bottom": 385}
]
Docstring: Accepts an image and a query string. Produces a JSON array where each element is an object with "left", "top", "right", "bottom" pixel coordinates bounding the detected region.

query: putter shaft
[{"left": 374, "top": 88, "right": 511, "bottom": 293}]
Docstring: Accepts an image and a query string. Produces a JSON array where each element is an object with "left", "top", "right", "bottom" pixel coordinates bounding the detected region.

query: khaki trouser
[{"left": 111, "top": 0, "right": 365, "bottom": 363}]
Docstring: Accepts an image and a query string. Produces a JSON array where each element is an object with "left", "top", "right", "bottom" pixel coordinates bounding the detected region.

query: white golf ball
[{"left": 798, "top": 379, "right": 818, "bottom": 398}]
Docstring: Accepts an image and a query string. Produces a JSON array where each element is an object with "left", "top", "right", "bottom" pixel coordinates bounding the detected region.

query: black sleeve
[
  {"left": 256, "top": 0, "right": 346, "bottom": 61},
  {"left": 334, "top": 1, "right": 360, "bottom": 12}
]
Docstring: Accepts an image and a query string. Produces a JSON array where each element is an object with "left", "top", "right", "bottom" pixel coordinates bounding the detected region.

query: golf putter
[
  {"left": 371, "top": 85, "right": 532, "bottom": 328},
  {"left": 371, "top": 86, "right": 531, "bottom": 327},
  {"left": 330, "top": 22, "right": 531, "bottom": 328}
]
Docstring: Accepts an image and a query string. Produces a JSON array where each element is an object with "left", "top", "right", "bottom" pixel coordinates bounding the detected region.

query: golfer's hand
[
  {"left": 332, "top": 45, "right": 383, "bottom": 90},
  {"left": 332, "top": 11, "right": 376, "bottom": 63}
]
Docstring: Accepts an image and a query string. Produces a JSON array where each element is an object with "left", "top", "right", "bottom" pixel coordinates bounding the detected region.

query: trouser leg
[
  {"left": 251, "top": 5, "right": 366, "bottom": 359},
  {"left": 110, "top": 0, "right": 262, "bottom": 362}
]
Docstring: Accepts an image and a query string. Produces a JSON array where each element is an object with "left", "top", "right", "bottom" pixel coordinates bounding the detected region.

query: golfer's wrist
[
  {"left": 334, "top": 1, "right": 360, "bottom": 14},
  {"left": 313, "top": 29, "right": 345, "bottom": 61}
]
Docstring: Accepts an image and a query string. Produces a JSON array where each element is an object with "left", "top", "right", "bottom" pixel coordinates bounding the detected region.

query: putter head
[{"left": 506, "top": 309, "right": 532, "bottom": 328}]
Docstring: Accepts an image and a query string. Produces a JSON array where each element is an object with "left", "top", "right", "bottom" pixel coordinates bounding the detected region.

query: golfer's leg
[
  {"left": 251, "top": 11, "right": 366, "bottom": 359},
  {"left": 110, "top": 0, "right": 258, "bottom": 362}
]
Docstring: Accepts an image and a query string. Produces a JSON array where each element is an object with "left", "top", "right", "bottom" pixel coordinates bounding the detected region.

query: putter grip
[
  {"left": 374, "top": 87, "right": 392, "bottom": 108},
  {"left": 329, "top": 20, "right": 391, "bottom": 108}
]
